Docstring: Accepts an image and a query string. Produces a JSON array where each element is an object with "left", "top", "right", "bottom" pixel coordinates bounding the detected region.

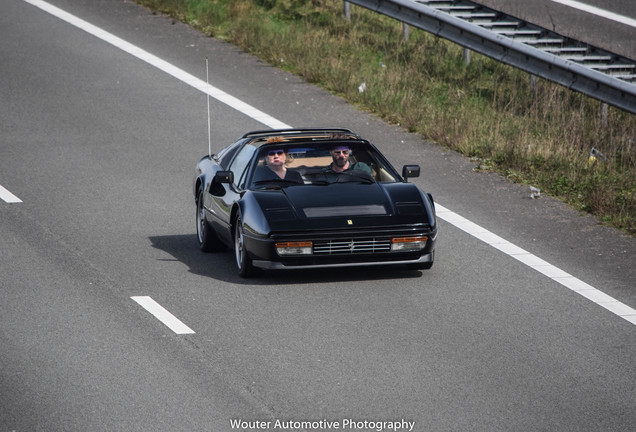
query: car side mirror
[
  {"left": 402, "top": 165, "right": 420, "bottom": 181},
  {"left": 210, "top": 171, "right": 233, "bottom": 196},
  {"left": 213, "top": 171, "right": 233, "bottom": 184}
]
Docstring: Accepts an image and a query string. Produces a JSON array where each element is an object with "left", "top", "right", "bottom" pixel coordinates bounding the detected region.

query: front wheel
[{"left": 234, "top": 213, "right": 255, "bottom": 278}]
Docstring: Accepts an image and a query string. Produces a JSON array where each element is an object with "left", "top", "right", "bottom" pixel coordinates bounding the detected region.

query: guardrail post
[
  {"left": 402, "top": 22, "right": 410, "bottom": 41},
  {"left": 344, "top": 1, "right": 351, "bottom": 20},
  {"left": 463, "top": 48, "right": 471, "bottom": 66},
  {"left": 601, "top": 103, "right": 609, "bottom": 127},
  {"left": 530, "top": 75, "right": 538, "bottom": 97}
]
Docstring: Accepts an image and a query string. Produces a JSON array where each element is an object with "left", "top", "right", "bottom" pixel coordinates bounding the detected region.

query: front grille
[{"left": 313, "top": 238, "right": 391, "bottom": 255}]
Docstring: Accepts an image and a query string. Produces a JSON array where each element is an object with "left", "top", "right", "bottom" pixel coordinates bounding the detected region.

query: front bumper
[
  {"left": 252, "top": 252, "right": 434, "bottom": 270},
  {"left": 244, "top": 225, "right": 437, "bottom": 270}
]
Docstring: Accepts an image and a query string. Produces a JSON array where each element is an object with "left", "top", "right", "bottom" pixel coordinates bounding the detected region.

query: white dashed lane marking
[
  {"left": 0, "top": 185, "right": 22, "bottom": 203},
  {"left": 131, "top": 296, "right": 195, "bottom": 334}
]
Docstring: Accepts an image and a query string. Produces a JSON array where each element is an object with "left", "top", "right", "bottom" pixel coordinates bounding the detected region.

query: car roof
[
  {"left": 240, "top": 128, "right": 358, "bottom": 139},
  {"left": 239, "top": 128, "right": 367, "bottom": 147}
]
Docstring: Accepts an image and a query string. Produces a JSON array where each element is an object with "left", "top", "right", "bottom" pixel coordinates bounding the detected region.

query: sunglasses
[
  {"left": 268, "top": 150, "right": 285, "bottom": 156},
  {"left": 332, "top": 150, "right": 350, "bottom": 155}
]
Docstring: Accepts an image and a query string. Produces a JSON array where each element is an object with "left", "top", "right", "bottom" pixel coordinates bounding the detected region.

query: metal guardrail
[{"left": 345, "top": 0, "right": 636, "bottom": 114}]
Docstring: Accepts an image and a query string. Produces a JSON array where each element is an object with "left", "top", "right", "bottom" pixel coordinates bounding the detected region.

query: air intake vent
[
  {"left": 304, "top": 205, "right": 387, "bottom": 218},
  {"left": 314, "top": 238, "right": 391, "bottom": 254}
]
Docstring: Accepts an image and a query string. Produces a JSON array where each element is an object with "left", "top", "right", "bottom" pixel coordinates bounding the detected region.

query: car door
[{"left": 207, "top": 143, "right": 258, "bottom": 244}]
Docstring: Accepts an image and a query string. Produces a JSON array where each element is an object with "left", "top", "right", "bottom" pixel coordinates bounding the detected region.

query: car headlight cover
[
  {"left": 391, "top": 236, "right": 428, "bottom": 251},
  {"left": 276, "top": 241, "right": 313, "bottom": 255}
]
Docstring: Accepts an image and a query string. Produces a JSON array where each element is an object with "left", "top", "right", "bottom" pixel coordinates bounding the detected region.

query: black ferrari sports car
[{"left": 194, "top": 128, "right": 437, "bottom": 277}]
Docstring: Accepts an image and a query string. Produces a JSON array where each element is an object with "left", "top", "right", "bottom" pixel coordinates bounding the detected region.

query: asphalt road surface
[{"left": 1, "top": 1, "right": 635, "bottom": 431}]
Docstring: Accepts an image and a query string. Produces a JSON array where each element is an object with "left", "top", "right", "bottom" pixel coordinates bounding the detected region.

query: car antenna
[{"left": 206, "top": 57, "right": 212, "bottom": 159}]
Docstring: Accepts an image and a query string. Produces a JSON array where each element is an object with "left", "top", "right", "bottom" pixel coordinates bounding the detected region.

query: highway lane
[
  {"left": 2, "top": 0, "right": 635, "bottom": 431},
  {"left": 1, "top": 1, "right": 275, "bottom": 430},
  {"left": 474, "top": 0, "right": 636, "bottom": 59}
]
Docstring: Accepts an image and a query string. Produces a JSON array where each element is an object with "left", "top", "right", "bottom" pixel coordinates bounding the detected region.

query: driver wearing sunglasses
[{"left": 327, "top": 145, "right": 372, "bottom": 175}]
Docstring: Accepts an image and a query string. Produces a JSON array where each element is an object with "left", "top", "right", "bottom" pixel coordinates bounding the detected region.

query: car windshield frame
[{"left": 244, "top": 139, "right": 402, "bottom": 190}]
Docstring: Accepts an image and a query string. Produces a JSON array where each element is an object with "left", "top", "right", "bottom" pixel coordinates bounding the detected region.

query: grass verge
[{"left": 135, "top": 0, "right": 635, "bottom": 235}]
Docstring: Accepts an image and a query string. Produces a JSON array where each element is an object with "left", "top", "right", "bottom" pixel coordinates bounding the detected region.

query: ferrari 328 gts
[{"left": 194, "top": 128, "right": 437, "bottom": 277}]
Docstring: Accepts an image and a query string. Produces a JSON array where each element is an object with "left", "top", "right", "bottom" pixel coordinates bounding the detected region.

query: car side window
[
  {"left": 228, "top": 144, "right": 257, "bottom": 189},
  {"left": 218, "top": 142, "right": 243, "bottom": 168},
  {"left": 364, "top": 149, "right": 400, "bottom": 183}
]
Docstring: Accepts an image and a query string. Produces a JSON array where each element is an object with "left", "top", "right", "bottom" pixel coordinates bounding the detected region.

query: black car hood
[
  {"left": 286, "top": 183, "right": 391, "bottom": 217},
  {"left": 251, "top": 182, "right": 428, "bottom": 231}
]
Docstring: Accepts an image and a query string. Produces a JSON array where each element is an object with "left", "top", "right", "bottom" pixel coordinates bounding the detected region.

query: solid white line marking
[
  {"left": 550, "top": 0, "right": 636, "bottom": 28},
  {"left": 0, "top": 185, "right": 22, "bottom": 203},
  {"left": 26, "top": 0, "right": 636, "bottom": 326},
  {"left": 22, "top": 0, "right": 290, "bottom": 130},
  {"left": 131, "top": 296, "right": 195, "bottom": 334},
  {"left": 435, "top": 204, "right": 636, "bottom": 325}
]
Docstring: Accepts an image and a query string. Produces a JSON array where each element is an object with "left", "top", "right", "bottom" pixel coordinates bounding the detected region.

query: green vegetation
[{"left": 135, "top": 0, "right": 635, "bottom": 235}]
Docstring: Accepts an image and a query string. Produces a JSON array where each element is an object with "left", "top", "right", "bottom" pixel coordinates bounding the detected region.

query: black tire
[
  {"left": 196, "top": 189, "right": 225, "bottom": 252},
  {"left": 234, "top": 212, "right": 255, "bottom": 278}
]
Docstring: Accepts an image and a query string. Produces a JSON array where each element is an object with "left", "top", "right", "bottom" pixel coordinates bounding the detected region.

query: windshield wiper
[
  {"left": 303, "top": 170, "right": 374, "bottom": 184},
  {"left": 334, "top": 171, "right": 375, "bottom": 184},
  {"left": 301, "top": 172, "right": 330, "bottom": 185},
  {"left": 252, "top": 178, "right": 303, "bottom": 189}
]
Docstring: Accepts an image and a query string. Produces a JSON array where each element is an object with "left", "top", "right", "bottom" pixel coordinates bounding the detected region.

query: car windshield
[{"left": 247, "top": 140, "right": 401, "bottom": 189}]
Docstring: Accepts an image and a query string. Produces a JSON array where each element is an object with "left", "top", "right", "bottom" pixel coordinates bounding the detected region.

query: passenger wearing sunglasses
[
  {"left": 253, "top": 147, "right": 303, "bottom": 184},
  {"left": 327, "top": 145, "right": 372, "bottom": 175}
]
